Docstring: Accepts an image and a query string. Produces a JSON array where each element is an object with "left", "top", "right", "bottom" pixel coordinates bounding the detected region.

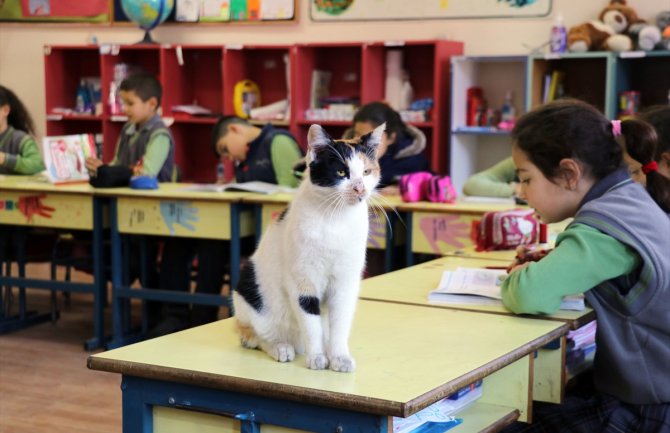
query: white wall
[{"left": 1, "top": 0, "right": 667, "bottom": 137}]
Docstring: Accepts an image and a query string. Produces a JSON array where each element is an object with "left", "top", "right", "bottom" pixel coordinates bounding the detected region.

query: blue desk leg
[
  {"left": 384, "top": 212, "right": 396, "bottom": 273},
  {"left": 229, "top": 203, "right": 241, "bottom": 304},
  {"left": 109, "top": 198, "right": 124, "bottom": 349},
  {"left": 86, "top": 196, "right": 106, "bottom": 351},
  {"left": 405, "top": 211, "right": 414, "bottom": 266},
  {"left": 120, "top": 376, "right": 389, "bottom": 433}
]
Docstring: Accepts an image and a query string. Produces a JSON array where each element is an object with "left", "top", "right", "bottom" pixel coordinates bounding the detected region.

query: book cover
[
  {"left": 42, "top": 134, "right": 96, "bottom": 184},
  {"left": 429, "top": 267, "right": 585, "bottom": 311}
]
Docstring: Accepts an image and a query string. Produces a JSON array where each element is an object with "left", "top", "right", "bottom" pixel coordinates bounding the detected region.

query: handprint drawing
[
  {"left": 367, "top": 213, "right": 386, "bottom": 249},
  {"left": 419, "top": 214, "right": 470, "bottom": 253},
  {"left": 160, "top": 201, "right": 199, "bottom": 235},
  {"left": 18, "top": 194, "right": 55, "bottom": 223}
]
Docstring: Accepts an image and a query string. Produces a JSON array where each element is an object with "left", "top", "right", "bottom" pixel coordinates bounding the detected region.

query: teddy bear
[{"left": 568, "top": 0, "right": 659, "bottom": 53}]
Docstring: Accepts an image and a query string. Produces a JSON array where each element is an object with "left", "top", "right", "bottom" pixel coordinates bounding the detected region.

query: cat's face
[{"left": 306, "top": 123, "right": 383, "bottom": 205}]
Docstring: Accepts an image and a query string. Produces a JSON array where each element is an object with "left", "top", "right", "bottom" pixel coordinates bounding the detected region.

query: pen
[{"left": 485, "top": 266, "right": 508, "bottom": 270}]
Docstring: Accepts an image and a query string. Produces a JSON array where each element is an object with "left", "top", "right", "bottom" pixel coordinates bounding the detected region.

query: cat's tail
[{"left": 235, "top": 317, "right": 260, "bottom": 349}]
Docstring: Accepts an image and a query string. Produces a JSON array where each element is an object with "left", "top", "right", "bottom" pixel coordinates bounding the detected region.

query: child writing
[
  {"left": 501, "top": 99, "right": 670, "bottom": 432},
  {"left": 0, "top": 85, "right": 45, "bottom": 174},
  {"left": 348, "top": 102, "right": 430, "bottom": 189},
  {"left": 85, "top": 73, "right": 175, "bottom": 181},
  {"left": 148, "top": 116, "right": 302, "bottom": 337}
]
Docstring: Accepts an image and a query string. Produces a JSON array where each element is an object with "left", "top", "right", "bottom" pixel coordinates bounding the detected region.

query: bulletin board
[
  {"left": 310, "top": 0, "right": 552, "bottom": 22},
  {"left": 0, "top": 0, "right": 110, "bottom": 22}
]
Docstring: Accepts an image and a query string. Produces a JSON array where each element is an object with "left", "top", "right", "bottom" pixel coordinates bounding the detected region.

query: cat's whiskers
[
  {"left": 368, "top": 196, "right": 392, "bottom": 234},
  {"left": 370, "top": 193, "right": 405, "bottom": 229}
]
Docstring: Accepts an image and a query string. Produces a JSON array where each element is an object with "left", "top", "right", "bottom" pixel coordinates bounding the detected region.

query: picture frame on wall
[{"left": 310, "top": 0, "right": 552, "bottom": 22}]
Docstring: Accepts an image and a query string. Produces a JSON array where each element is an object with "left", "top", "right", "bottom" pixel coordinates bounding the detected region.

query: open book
[
  {"left": 429, "top": 267, "right": 585, "bottom": 311},
  {"left": 180, "top": 181, "right": 295, "bottom": 195},
  {"left": 42, "top": 134, "right": 96, "bottom": 184}
]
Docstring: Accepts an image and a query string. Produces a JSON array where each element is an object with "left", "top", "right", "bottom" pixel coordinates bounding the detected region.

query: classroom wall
[{"left": 0, "top": 0, "right": 667, "bottom": 138}]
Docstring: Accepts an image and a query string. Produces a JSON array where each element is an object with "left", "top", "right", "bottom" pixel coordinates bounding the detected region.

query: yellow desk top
[
  {"left": 88, "top": 299, "right": 566, "bottom": 418},
  {"left": 0, "top": 175, "right": 96, "bottom": 195},
  {"left": 360, "top": 256, "right": 595, "bottom": 329},
  {"left": 241, "top": 192, "right": 405, "bottom": 210},
  {"left": 397, "top": 199, "right": 521, "bottom": 214},
  {"left": 92, "top": 183, "right": 251, "bottom": 202}
]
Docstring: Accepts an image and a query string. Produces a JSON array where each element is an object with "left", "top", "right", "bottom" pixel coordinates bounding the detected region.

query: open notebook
[
  {"left": 180, "top": 181, "right": 295, "bottom": 195},
  {"left": 428, "top": 267, "right": 585, "bottom": 311}
]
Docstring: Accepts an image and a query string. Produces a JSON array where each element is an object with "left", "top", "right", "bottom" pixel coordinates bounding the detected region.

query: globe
[{"left": 121, "top": 0, "right": 175, "bottom": 44}]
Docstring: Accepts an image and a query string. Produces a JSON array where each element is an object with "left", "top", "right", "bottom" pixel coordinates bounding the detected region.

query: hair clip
[
  {"left": 611, "top": 120, "right": 622, "bottom": 138},
  {"left": 642, "top": 161, "right": 659, "bottom": 175}
]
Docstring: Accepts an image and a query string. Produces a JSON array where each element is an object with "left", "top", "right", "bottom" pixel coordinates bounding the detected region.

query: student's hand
[
  {"left": 506, "top": 245, "right": 552, "bottom": 273},
  {"left": 0, "top": 152, "right": 5, "bottom": 165},
  {"left": 85, "top": 157, "right": 103, "bottom": 175}
]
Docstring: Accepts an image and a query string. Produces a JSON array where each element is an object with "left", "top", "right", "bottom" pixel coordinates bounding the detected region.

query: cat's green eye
[
  {"left": 363, "top": 169, "right": 371, "bottom": 175},
  {"left": 336, "top": 170, "right": 346, "bottom": 177}
]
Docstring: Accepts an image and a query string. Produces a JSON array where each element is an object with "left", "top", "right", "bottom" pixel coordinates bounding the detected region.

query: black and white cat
[{"left": 232, "top": 123, "right": 383, "bottom": 372}]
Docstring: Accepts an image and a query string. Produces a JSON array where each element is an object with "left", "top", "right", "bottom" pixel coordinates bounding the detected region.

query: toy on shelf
[
  {"left": 233, "top": 79, "right": 261, "bottom": 119},
  {"left": 567, "top": 0, "right": 659, "bottom": 53}
]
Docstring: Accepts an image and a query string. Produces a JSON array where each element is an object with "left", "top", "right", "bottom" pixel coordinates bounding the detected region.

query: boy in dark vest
[
  {"left": 85, "top": 73, "right": 175, "bottom": 181},
  {"left": 148, "top": 116, "right": 302, "bottom": 338}
]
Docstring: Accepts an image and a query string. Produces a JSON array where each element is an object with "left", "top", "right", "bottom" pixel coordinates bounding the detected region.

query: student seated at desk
[
  {"left": 0, "top": 85, "right": 47, "bottom": 264},
  {"left": 148, "top": 116, "right": 302, "bottom": 338},
  {"left": 500, "top": 99, "right": 670, "bottom": 432},
  {"left": 0, "top": 85, "right": 45, "bottom": 175},
  {"left": 84, "top": 73, "right": 175, "bottom": 312},
  {"left": 346, "top": 102, "right": 430, "bottom": 190},
  {"left": 85, "top": 73, "right": 175, "bottom": 181}
]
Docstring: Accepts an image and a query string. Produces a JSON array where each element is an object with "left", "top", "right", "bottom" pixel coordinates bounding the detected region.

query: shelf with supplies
[
  {"left": 450, "top": 50, "right": 670, "bottom": 196},
  {"left": 449, "top": 55, "right": 527, "bottom": 196},
  {"left": 44, "top": 39, "right": 463, "bottom": 182}
]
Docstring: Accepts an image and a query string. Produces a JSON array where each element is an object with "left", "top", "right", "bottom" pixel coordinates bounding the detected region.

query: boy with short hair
[
  {"left": 85, "top": 72, "right": 175, "bottom": 180},
  {"left": 212, "top": 115, "right": 302, "bottom": 187}
]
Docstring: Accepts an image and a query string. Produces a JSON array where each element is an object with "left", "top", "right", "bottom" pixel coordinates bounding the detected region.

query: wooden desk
[
  {"left": 359, "top": 255, "right": 595, "bottom": 404},
  {"left": 397, "top": 200, "right": 519, "bottom": 265},
  {"left": 88, "top": 300, "right": 568, "bottom": 433},
  {"left": 95, "top": 184, "right": 255, "bottom": 348},
  {"left": 242, "top": 193, "right": 406, "bottom": 273},
  {"left": 0, "top": 176, "right": 106, "bottom": 349}
]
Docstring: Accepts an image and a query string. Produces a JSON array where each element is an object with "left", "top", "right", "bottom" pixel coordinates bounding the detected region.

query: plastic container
[{"left": 550, "top": 14, "right": 567, "bottom": 53}]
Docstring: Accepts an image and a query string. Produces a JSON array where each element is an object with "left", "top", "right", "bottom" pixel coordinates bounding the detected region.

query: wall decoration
[{"left": 310, "top": 0, "right": 552, "bottom": 22}]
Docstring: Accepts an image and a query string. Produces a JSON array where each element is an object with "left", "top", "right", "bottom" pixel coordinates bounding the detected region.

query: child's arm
[
  {"left": 270, "top": 135, "right": 303, "bottom": 187},
  {"left": 463, "top": 157, "right": 517, "bottom": 198},
  {"left": 1, "top": 135, "right": 45, "bottom": 175},
  {"left": 501, "top": 224, "right": 640, "bottom": 314},
  {"left": 138, "top": 133, "right": 170, "bottom": 177}
]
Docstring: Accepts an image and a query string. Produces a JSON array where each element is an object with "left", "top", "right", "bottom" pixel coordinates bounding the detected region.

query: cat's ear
[
  {"left": 361, "top": 122, "right": 385, "bottom": 159},
  {"left": 307, "top": 124, "right": 332, "bottom": 163}
]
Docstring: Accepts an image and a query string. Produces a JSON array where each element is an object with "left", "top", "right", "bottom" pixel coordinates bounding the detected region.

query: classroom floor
[{"left": 0, "top": 265, "right": 120, "bottom": 433}]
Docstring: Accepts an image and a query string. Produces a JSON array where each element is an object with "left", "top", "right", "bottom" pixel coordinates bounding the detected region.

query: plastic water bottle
[{"left": 550, "top": 14, "right": 567, "bottom": 53}]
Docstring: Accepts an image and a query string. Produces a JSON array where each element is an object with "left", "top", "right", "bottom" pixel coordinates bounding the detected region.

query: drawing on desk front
[
  {"left": 17, "top": 194, "right": 55, "bottom": 222},
  {"left": 160, "top": 201, "right": 199, "bottom": 235},
  {"left": 419, "top": 214, "right": 470, "bottom": 253},
  {"left": 232, "top": 123, "right": 385, "bottom": 372},
  {"left": 367, "top": 214, "right": 385, "bottom": 248}
]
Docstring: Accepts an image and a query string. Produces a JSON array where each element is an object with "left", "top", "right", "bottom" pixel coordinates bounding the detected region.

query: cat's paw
[
  {"left": 269, "top": 343, "right": 295, "bottom": 362},
  {"left": 306, "top": 353, "right": 329, "bottom": 370},
  {"left": 240, "top": 336, "right": 259, "bottom": 349},
  {"left": 329, "top": 355, "right": 356, "bottom": 373}
]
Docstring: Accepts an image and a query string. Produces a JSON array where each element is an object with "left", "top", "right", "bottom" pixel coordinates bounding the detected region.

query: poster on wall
[
  {"left": 310, "top": 0, "right": 552, "bottom": 22},
  {"left": 0, "top": 0, "right": 109, "bottom": 22}
]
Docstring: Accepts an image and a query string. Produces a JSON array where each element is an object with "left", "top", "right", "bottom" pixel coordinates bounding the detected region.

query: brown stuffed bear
[{"left": 567, "top": 0, "right": 657, "bottom": 52}]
